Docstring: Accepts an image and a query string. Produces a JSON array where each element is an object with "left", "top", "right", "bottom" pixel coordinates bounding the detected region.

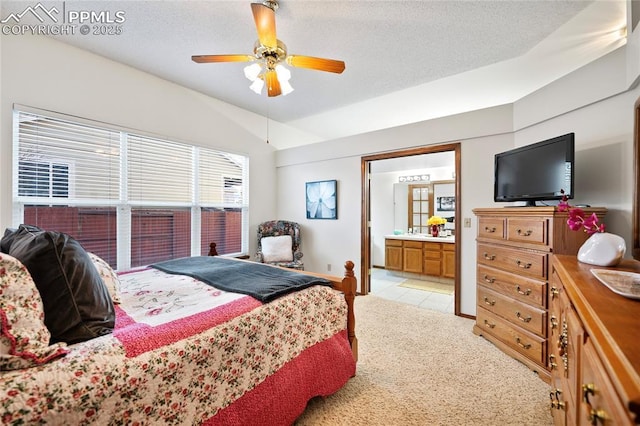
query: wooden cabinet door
[
  {"left": 549, "top": 383, "right": 568, "bottom": 426},
  {"left": 385, "top": 244, "right": 403, "bottom": 271},
  {"left": 548, "top": 271, "right": 567, "bottom": 425},
  {"left": 442, "top": 244, "right": 455, "bottom": 278},
  {"left": 580, "top": 341, "right": 632, "bottom": 425},
  {"left": 403, "top": 246, "right": 423, "bottom": 273},
  {"left": 561, "top": 305, "right": 583, "bottom": 426},
  {"left": 423, "top": 259, "right": 440, "bottom": 276}
]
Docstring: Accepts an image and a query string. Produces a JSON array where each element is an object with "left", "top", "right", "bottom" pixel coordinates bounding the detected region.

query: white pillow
[{"left": 261, "top": 235, "right": 293, "bottom": 263}]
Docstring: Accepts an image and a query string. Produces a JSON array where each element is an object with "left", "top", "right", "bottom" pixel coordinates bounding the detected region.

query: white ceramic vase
[{"left": 577, "top": 232, "right": 626, "bottom": 267}]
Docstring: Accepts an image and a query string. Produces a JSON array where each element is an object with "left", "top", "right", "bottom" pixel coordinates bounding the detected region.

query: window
[
  {"left": 12, "top": 107, "right": 249, "bottom": 270},
  {"left": 18, "top": 161, "right": 69, "bottom": 198},
  {"left": 409, "top": 184, "right": 431, "bottom": 234}
]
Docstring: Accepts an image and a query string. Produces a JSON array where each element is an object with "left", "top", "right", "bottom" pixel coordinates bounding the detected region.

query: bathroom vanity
[{"left": 384, "top": 235, "right": 455, "bottom": 278}]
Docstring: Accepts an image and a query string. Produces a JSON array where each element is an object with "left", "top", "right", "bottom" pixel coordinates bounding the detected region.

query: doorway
[{"left": 361, "top": 143, "right": 462, "bottom": 315}]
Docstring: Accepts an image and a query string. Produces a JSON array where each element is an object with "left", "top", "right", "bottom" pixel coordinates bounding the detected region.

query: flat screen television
[{"left": 494, "top": 133, "right": 575, "bottom": 207}]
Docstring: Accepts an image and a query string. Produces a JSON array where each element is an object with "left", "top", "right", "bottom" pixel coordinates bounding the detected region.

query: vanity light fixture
[{"left": 398, "top": 174, "right": 430, "bottom": 183}]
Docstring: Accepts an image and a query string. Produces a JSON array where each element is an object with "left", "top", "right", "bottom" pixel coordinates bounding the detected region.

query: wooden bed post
[{"left": 342, "top": 261, "right": 358, "bottom": 362}]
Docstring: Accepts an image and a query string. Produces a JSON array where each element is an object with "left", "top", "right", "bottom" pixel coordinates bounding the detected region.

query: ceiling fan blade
[
  {"left": 251, "top": 3, "right": 277, "bottom": 48},
  {"left": 286, "top": 55, "right": 345, "bottom": 74},
  {"left": 192, "top": 54, "right": 255, "bottom": 63},
  {"left": 264, "top": 70, "right": 282, "bottom": 97}
]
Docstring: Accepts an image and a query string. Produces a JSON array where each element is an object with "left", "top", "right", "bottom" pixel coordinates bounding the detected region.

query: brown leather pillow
[
  {"left": 4, "top": 225, "right": 115, "bottom": 344},
  {"left": 0, "top": 226, "right": 20, "bottom": 252}
]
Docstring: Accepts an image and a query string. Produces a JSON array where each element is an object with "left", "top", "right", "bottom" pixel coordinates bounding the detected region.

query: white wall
[
  {"left": 0, "top": 35, "right": 288, "bottom": 257},
  {"left": 275, "top": 155, "right": 362, "bottom": 276},
  {"left": 276, "top": 44, "right": 639, "bottom": 317},
  {"left": 276, "top": 105, "right": 515, "bottom": 315},
  {"left": 515, "top": 85, "right": 638, "bottom": 245}
]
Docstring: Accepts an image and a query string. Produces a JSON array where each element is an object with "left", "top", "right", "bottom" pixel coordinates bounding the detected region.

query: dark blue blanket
[{"left": 150, "top": 256, "right": 331, "bottom": 303}]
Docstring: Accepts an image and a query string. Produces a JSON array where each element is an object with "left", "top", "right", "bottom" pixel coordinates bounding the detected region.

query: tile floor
[{"left": 369, "top": 268, "right": 455, "bottom": 314}]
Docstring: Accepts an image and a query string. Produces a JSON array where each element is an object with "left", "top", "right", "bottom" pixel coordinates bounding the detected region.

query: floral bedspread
[{"left": 0, "top": 268, "right": 351, "bottom": 425}]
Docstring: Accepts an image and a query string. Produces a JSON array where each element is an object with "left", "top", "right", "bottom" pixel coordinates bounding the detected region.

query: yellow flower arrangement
[{"left": 427, "top": 215, "right": 447, "bottom": 226}]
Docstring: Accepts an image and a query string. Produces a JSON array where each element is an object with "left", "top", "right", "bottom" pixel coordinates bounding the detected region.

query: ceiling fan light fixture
[
  {"left": 244, "top": 63, "right": 262, "bottom": 81},
  {"left": 193, "top": 1, "right": 344, "bottom": 98},
  {"left": 275, "top": 64, "right": 293, "bottom": 95},
  {"left": 279, "top": 79, "right": 294, "bottom": 95},
  {"left": 275, "top": 64, "right": 290, "bottom": 81},
  {"left": 249, "top": 78, "right": 265, "bottom": 94}
]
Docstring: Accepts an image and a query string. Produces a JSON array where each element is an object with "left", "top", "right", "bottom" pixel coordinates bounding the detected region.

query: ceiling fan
[{"left": 191, "top": 0, "right": 345, "bottom": 97}]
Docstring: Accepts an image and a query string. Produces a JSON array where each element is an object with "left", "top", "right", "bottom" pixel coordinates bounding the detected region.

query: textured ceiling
[{"left": 0, "top": 1, "right": 627, "bottom": 146}]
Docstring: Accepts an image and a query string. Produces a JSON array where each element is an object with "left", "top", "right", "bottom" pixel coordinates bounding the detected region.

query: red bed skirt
[{"left": 204, "top": 329, "right": 356, "bottom": 425}]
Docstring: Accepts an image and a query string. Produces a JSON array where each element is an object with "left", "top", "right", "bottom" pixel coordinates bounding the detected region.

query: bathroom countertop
[{"left": 385, "top": 234, "right": 455, "bottom": 243}]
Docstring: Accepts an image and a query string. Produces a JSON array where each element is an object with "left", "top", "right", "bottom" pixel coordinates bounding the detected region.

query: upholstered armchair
[{"left": 256, "top": 220, "right": 303, "bottom": 270}]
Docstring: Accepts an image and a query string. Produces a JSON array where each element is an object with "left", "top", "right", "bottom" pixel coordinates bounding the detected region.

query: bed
[{"left": 0, "top": 226, "right": 357, "bottom": 425}]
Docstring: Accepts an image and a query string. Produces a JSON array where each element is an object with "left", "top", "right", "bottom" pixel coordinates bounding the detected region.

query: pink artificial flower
[
  {"left": 559, "top": 189, "right": 605, "bottom": 235},
  {"left": 557, "top": 196, "right": 570, "bottom": 212},
  {"left": 567, "top": 208, "right": 585, "bottom": 231}
]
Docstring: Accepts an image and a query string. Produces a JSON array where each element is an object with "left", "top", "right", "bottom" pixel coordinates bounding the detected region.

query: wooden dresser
[
  {"left": 472, "top": 207, "right": 605, "bottom": 383},
  {"left": 549, "top": 255, "right": 640, "bottom": 425}
]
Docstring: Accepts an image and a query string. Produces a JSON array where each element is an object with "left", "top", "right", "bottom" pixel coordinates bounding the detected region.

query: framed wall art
[
  {"left": 437, "top": 196, "right": 455, "bottom": 211},
  {"left": 306, "top": 179, "right": 337, "bottom": 219}
]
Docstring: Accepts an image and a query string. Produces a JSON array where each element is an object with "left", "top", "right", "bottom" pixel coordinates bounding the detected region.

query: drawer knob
[
  {"left": 515, "top": 285, "right": 531, "bottom": 296},
  {"left": 582, "top": 383, "right": 596, "bottom": 405},
  {"left": 484, "top": 226, "right": 496, "bottom": 233},
  {"left": 550, "top": 286, "right": 559, "bottom": 299},
  {"left": 483, "top": 253, "right": 496, "bottom": 261},
  {"left": 515, "top": 337, "right": 531, "bottom": 350},
  {"left": 483, "top": 297, "right": 496, "bottom": 306},
  {"left": 483, "top": 319, "right": 495, "bottom": 329},
  {"left": 516, "top": 228, "right": 533, "bottom": 236},
  {"left": 515, "top": 311, "right": 532, "bottom": 323},
  {"left": 549, "top": 389, "right": 565, "bottom": 410},
  {"left": 588, "top": 409, "right": 607, "bottom": 425},
  {"left": 483, "top": 274, "right": 495, "bottom": 284},
  {"left": 515, "top": 260, "right": 532, "bottom": 269},
  {"left": 550, "top": 315, "right": 558, "bottom": 330},
  {"left": 549, "top": 354, "right": 557, "bottom": 370}
]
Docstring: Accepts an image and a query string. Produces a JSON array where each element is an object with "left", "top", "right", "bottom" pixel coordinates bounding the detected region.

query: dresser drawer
[
  {"left": 403, "top": 240, "right": 423, "bottom": 249},
  {"left": 476, "top": 307, "right": 546, "bottom": 367},
  {"left": 423, "top": 242, "right": 442, "bottom": 259},
  {"left": 477, "top": 243, "right": 547, "bottom": 279},
  {"left": 477, "top": 286, "right": 547, "bottom": 336},
  {"left": 478, "top": 217, "right": 505, "bottom": 240},
  {"left": 477, "top": 264, "right": 546, "bottom": 308},
  {"left": 507, "top": 217, "right": 547, "bottom": 245}
]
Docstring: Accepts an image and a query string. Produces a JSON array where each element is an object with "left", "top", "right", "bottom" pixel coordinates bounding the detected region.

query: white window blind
[
  {"left": 12, "top": 108, "right": 249, "bottom": 269},
  {"left": 15, "top": 111, "right": 121, "bottom": 204},
  {"left": 128, "top": 134, "right": 193, "bottom": 204}
]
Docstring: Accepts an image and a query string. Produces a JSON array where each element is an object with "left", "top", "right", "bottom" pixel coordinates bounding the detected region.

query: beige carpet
[
  {"left": 399, "top": 278, "right": 454, "bottom": 295},
  {"left": 296, "top": 295, "right": 552, "bottom": 426}
]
